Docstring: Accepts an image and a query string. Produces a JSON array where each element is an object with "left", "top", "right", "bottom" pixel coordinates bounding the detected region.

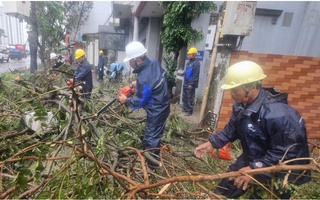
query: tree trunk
[{"left": 29, "top": 2, "right": 38, "bottom": 73}]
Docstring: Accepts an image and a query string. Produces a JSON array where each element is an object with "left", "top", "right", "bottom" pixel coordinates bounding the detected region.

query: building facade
[
  {"left": 73, "top": 1, "right": 320, "bottom": 101},
  {"left": 0, "top": 1, "right": 29, "bottom": 47},
  {"left": 104, "top": 1, "right": 319, "bottom": 98}
]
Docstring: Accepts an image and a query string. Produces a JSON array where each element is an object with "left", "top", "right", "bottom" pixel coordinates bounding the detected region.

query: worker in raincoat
[
  {"left": 194, "top": 61, "right": 311, "bottom": 198},
  {"left": 117, "top": 41, "right": 170, "bottom": 169}
]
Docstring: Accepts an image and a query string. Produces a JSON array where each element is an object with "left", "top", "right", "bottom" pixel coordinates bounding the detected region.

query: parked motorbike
[{"left": 104, "top": 61, "right": 125, "bottom": 82}]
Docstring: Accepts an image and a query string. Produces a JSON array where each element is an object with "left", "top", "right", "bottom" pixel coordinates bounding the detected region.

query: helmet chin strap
[
  {"left": 133, "top": 58, "right": 139, "bottom": 69},
  {"left": 241, "top": 83, "right": 255, "bottom": 104}
]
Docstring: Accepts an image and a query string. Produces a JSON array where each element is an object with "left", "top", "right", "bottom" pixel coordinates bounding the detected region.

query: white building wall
[
  {"left": 0, "top": 1, "right": 28, "bottom": 47},
  {"left": 79, "top": 1, "right": 112, "bottom": 67},
  {"left": 189, "top": 1, "right": 320, "bottom": 100},
  {"left": 240, "top": 1, "right": 320, "bottom": 57},
  {"left": 189, "top": 12, "right": 211, "bottom": 99},
  {"left": 146, "top": 18, "right": 160, "bottom": 60},
  {"left": 81, "top": 1, "right": 112, "bottom": 34},
  {"left": 294, "top": 2, "right": 320, "bottom": 57}
]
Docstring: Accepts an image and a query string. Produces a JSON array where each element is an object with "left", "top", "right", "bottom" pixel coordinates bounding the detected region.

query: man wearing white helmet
[
  {"left": 194, "top": 61, "right": 310, "bottom": 198},
  {"left": 117, "top": 41, "right": 170, "bottom": 169},
  {"left": 50, "top": 53, "right": 57, "bottom": 60}
]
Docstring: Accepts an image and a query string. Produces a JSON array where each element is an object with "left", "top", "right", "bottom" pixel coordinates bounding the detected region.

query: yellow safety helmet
[
  {"left": 221, "top": 61, "right": 267, "bottom": 90},
  {"left": 99, "top": 50, "right": 103, "bottom": 54},
  {"left": 75, "top": 49, "right": 85, "bottom": 59},
  {"left": 187, "top": 47, "right": 198, "bottom": 55}
]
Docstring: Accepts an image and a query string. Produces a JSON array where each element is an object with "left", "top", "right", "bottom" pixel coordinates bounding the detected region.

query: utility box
[
  {"left": 2, "top": 1, "right": 30, "bottom": 21},
  {"left": 221, "top": 1, "right": 257, "bottom": 36},
  {"left": 205, "top": 25, "right": 217, "bottom": 51}
]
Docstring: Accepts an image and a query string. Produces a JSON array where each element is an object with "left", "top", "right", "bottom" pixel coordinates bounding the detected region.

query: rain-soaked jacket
[
  {"left": 209, "top": 87, "right": 311, "bottom": 185},
  {"left": 74, "top": 60, "right": 93, "bottom": 98},
  {"left": 126, "top": 57, "right": 170, "bottom": 152},
  {"left": 183, "top": 58, "right": 200, "bottom": 88}
]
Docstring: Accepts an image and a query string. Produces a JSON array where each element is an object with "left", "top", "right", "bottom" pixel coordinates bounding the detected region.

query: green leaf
[{"left": 160, "top": 1, "right": 217, "bottom": 55}]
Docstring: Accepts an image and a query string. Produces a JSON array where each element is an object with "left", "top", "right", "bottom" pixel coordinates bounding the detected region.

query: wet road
[{"left": 0, "top": 57, "right": 31, "bottom": 74}]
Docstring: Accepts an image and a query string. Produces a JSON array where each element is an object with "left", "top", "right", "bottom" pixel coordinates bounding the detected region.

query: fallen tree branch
[
  {"left": 128, "top": 162, "right": 318, "bottom": 195},
  {"left": 0, "top": 127, "right": 35, "bottom": 140}
]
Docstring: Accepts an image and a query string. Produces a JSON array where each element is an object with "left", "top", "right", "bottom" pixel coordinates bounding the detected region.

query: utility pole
[
  {"left": 198, "top": 1, "right": 257, "bottom": 132},
  {"left": 198, "top": 13, "right": 232, "bottom": 131}
]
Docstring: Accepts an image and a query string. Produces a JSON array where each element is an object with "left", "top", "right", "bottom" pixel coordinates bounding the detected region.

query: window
[{"left": 282, "top": 12, "right": 293, "bottom": 27}]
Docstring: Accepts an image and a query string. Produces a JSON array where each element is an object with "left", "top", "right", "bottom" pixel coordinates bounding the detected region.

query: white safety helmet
[
  {"left": 123, "top": 41, "right": 147, "bottom": 62},
  {"left": 50, "top": 53, "right": 57, "bottom": 60}
]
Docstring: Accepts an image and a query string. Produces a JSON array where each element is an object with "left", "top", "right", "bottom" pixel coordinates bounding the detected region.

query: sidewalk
[{"left": 172, "top": 102, "right": 201, "bottom": 128}]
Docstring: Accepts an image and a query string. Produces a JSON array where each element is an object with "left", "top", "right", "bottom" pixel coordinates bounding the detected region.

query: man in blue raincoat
[
  {"left": 97, "top": 50, "right": 105, "bottom": 81},
  {"left": 182, "top": 47, "right": 200, "bottom": 116},
  {"left": 194, "top": 61, "right": 311, "bottom": 199},
  {"left": 73, "top": 49, "right": 93, "bottom": 99},
  {"left": 117, "top": 41, "right": 170, "bottom": 169}
]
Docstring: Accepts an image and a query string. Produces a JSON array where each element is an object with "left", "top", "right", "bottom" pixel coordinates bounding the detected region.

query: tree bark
[{"left": 29, "top": 2, "right": 38, "bottom": 73}]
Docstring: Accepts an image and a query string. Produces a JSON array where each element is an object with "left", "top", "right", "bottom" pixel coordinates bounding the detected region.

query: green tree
[
  {"left": 63, "top": 1, "right": 93, "bottom": 41},
  {"left": 159, "top": 1, "right": 216, "bottom": 96},
  {"left": 28, "top": 1, "right": 93, "bottom": 71},
  {"left": 160, "top": 1, "right": 216, "bottom": 61},
  {"left": 36, "top": 1, "right": 65, "bottom": 66}
]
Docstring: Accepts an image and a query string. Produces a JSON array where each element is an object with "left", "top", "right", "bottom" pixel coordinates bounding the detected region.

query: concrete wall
[
  {"left": 217, "top": 51, "right": 320, "bottom": 139},
  {"left": 191, "top": 1, "right": 320, "bottom": 102},
  {"left": 0, "top": 2, "right": 28, "bottom": 46},
  {"left": 146, "top": 18, "right": 161, "bottom": 61},
  {"left": 188, "top": 13, "right": 212, "bottom": 99},
  {"left": 79, "top": 1, "right": 112, "bottom": 67},
  {"left": 85, "top": 39, "right": 99, "bottom": 66},
  {"left": 81, "top": 1, "right": 112, "bottom": 34},
  {"left": 241, "top": 1, "right": 320, "bottom": 57}
]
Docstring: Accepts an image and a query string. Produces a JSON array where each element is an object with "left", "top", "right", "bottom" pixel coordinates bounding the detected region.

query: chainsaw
[{"left": 81, "top": 85, "right": 135, "bottom": 120}]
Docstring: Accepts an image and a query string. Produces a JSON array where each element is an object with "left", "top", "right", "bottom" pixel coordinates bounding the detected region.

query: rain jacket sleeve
[
  {"left": 209, "top": 111, "right": 239, "bottom": 149},
  {"left": 126, "top": 59, "right": 168, "bottom": 111}
]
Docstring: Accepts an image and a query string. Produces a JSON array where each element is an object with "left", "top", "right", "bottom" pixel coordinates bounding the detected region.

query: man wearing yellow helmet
[
  {"left": 182, "top": 47, "right": 200, "bottom": 116},
  {"left": 97, "top": 50, "right": 105, "bottom": 81},
  {"left": 194, "top": 61, "right": 310, "bottom": 198},
  {"left": 73, "top": 49, "right": 93, "bottom": 99}
]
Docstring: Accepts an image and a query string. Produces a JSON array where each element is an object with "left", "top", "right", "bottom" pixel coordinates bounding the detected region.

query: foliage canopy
[
  {"left": 160, "top": 1, "right": 216, "bottom": 56},
  {"left": 29, "top": 1, "right": 93, "bottom": 68}
]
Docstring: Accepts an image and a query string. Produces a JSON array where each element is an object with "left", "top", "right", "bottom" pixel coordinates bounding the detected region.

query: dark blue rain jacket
[
  {"left": 209, "top": 87, "right": 311, "bottom": 185},
  {"left": 183, "top": 58, "right": 200, "bottom": 88},
  {"left": 126, "top": 57, "right": 170, "bottom": 151},
  {"left": 98, "top": 55, "right": 104, "bottom": 69},
  {"left": 74, "top": 60, "right": 93, "bottom": 97}
]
